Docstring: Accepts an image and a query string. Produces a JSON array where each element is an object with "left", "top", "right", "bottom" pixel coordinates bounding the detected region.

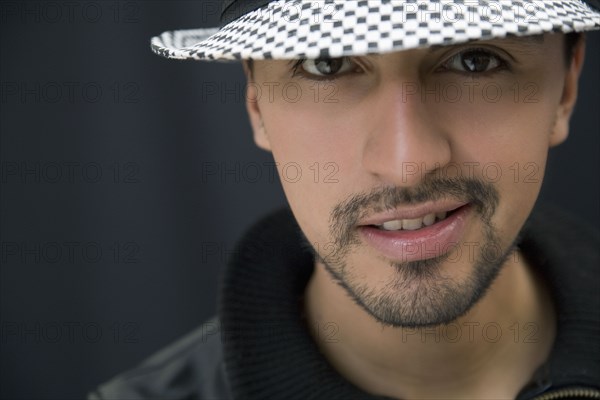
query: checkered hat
[{"left": 151, "top": 0, "right": 600, "bottom": 61}]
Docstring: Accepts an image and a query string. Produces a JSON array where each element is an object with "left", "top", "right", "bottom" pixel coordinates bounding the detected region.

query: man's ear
[
  {"left": 242, "top": 61, "right": 272, "bottom": 151},
  {"left": 550, "top": 35, "right": 586, "bottom": 147}
]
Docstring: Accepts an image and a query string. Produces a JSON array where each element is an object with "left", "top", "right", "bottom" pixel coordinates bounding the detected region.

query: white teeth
[
  {"left": 402, "top": 218, "right": 423, "bottom": 231},
  {"left": 422, "top": 213, "right": 436, "bottom": 226},
  {"left": 378, "top": 211, "right": 450, "bottom": 231},
  {"left": 382, "top": 220, "right": 403, "bottom": 231}
]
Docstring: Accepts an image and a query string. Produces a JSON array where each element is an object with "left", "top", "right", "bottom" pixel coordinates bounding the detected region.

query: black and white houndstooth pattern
[{"left": 151, "top": 0, "right": 600, "bottom": 61}]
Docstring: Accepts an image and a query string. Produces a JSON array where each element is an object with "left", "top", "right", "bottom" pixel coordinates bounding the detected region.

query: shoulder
[
  {"left": 88, "top": 316, "right": 231, "bottom": 400},
  {"left": 521, "top": 205, "right": 600, "bottom": 394}
]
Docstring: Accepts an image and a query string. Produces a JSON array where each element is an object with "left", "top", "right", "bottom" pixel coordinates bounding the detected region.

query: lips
[{"left": 358, "top": 203, "right": 472, "bottom": 263}]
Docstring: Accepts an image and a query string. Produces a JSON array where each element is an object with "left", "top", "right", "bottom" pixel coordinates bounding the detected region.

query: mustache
[{"left": 330, "top": 177, "right": 500, "bottom": 248}]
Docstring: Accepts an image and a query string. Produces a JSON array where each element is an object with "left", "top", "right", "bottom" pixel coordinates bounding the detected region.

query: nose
[{"left": 361, "top": 80, "right": 452, "bottom": 187}]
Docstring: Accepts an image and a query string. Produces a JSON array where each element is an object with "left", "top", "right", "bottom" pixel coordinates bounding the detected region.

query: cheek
[
  {"left": 259, "top": 111, "right": 334, "bottom": 243},
  {"left": 441, "top": 90, "right": 559, "bottom": 239},
  {"left": 259, "top": 97, "right": 365, "bottom": 244}
]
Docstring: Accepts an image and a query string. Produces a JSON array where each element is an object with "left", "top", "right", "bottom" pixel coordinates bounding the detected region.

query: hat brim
[{"left": 151, "top": 0, "right": 600, "bottom": 62}]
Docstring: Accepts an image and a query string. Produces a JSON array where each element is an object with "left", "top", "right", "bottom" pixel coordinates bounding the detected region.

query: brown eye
[
  {"left": 301, "top": 57, "right": 354, "bottom": 77},
  {"left": 444, "top": 49, "right": 505, "bottom": 73}
]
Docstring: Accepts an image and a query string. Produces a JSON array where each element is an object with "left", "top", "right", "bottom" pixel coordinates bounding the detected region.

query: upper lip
[{"left": 357, "top": 200, "right": 469, "bottom": 226}]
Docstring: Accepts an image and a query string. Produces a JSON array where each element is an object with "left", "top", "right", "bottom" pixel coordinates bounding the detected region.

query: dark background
[{"left": 0, "top": 1, "right": 598, "bottom": 399}]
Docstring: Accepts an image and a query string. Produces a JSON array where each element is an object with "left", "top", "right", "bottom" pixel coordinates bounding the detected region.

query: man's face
[{"left": 245, "top": 33, "right": 582, "bottom": 328}]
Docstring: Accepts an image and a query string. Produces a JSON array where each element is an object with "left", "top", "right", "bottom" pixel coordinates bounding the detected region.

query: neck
[{"left": 303, "top": 249, "right": 556, "bottom": 399}]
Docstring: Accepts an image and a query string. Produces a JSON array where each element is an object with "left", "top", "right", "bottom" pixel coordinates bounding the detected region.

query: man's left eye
[
  {"left": 295, "top": 57, "right": 356, "bottom": 78},
  {"left": 443, "top": 49, "right": 506, "bottom": 73}
]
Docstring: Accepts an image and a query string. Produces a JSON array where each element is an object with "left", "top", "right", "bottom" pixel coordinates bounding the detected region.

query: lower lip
[{"left": 358, "top": 204, "right": 472, "bottom": 263}]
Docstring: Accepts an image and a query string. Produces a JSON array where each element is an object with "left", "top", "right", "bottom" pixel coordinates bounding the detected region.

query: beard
[{"left": 300, "top": 177, "right": 518, "bottom": 328}]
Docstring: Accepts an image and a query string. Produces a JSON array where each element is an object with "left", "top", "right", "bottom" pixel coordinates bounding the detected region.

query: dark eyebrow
[
  {"left": 483, "top": 34, "right": 545, "bottom": 46},
  {"left": 428, "top": 34, "right": 545, "bottom": 52},
  {"left": 360, "top": 34, "right": 545, "bottom": 60}
]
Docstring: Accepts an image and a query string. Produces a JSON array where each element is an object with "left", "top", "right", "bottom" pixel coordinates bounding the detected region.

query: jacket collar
[{"left": 219, "top": 204, "right": 600, "bottom": 399}]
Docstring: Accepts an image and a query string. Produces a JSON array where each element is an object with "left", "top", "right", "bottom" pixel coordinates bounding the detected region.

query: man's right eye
[{"left": 291, "top": 57, "right": 356, "bottom": 80}]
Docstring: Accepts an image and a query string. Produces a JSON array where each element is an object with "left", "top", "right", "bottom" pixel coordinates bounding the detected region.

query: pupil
[
  {"left": 315, "top": 58, "right": 343, "bottom": 75},
  {"left": 462, "top": 52, "right": 490, "bottom": 72}
]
